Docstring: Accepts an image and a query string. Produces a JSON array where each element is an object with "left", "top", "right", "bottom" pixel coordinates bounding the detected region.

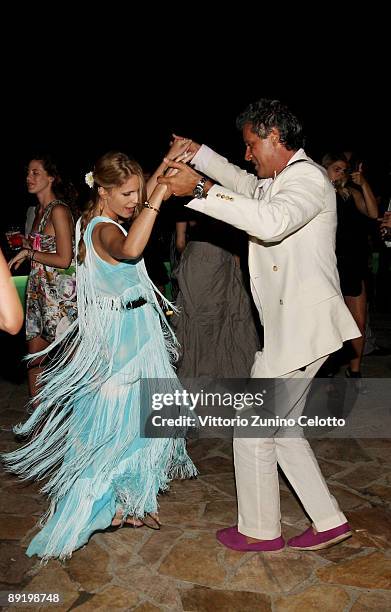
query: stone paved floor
[{"left": 0, "top": 315, "right": 390, "bottom": 611}]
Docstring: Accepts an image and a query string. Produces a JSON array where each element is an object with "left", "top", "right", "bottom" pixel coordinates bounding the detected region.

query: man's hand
[{"left": 158, "top": 160, "right": 202, "bottom": 199}]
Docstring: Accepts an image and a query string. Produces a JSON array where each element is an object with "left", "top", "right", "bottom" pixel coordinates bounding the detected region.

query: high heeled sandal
[
  {"left": 105, "top": 516, "right": 144, "bottom": 532},
  {"left": 140, "top": 513, "right": 161, "bottom": 530}
]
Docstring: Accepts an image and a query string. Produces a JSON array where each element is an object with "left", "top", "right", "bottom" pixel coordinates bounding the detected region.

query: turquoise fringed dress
[{"left": 2, "top": 217, "right": 197, "bottom": 561}]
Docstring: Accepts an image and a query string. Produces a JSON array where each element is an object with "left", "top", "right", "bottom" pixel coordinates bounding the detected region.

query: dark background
[{"left": 3, "top": 39, "right": 390, "bottom": 230}]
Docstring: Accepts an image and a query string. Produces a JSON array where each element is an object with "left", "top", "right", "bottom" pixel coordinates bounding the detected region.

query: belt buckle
[{"left": 125, "top": 297, "right": 144, "bottom": 310}]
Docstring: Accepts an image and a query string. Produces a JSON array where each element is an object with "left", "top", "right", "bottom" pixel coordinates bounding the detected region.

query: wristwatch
[{"left": 193, "top": 176, "right": 208, "bottom": 199}]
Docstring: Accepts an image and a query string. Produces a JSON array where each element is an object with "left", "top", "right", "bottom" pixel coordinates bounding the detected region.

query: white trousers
[{"left": 234, "top": 355, "right": 347, "bottom": 539}]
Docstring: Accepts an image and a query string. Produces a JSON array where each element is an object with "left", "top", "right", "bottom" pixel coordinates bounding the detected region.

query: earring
[{"left": 273, "top": 170, "right": 277, "bottom": 180}]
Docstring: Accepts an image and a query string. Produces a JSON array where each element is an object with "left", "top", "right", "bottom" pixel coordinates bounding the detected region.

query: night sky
[{"left": 3, "top": 52, "right": 390, "bottom": 232}]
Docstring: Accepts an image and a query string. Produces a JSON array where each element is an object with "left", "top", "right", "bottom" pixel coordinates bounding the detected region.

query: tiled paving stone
[
  {"left": 138, "top": 526, "right": 184, "bottom": 565},
  {"left": 316, "top": 551, "right": 391, "bottom": 589},
  {"left": 346, "top": 506, "right": 391, "bottom": 548},
  {"left": 0, "top": 515, "right": 37, "bottom": 541},
  {"left": 309, "top": 439, "right": 374, "bottom": 463},
  {"left": 70, "top": 585, "right": 139, "bottom": 611},
  {"left": 358, "top": 438, "right": 391, "bottom": 451},
  {"left": 180, "top": 585, "right": 272, "bottom": 611},
  {"left": 328, "top": 484, "right": 371, "bottom": 511},
  {"left": 113, "top": 563, "right": 183, "bottom": 609},
  {"left": 350, "top": 590, "right": 391, "bottom": 611},
  {"left": 333, "top": 463, "right": 389, "bottom": 490},
  {"left": 215, "top": 439, "right": 234, "bottom": 458},
  {"left": 203, "top": 499, "right": 237, "bottom": 525},
  {"left": 93, "top": 527, "right": 149, "bottom": 565},
  {"left": 0, "top": 492, "right": 44, "bottom": 515},
  {"left": 161, "top": 474, "right": 230, "bottom": 503},
  {"left": 66, "top": 540, "right": 111, "bottom": 592},
  {"left": 195, "top": 455, "right": 235, "bottom": 475},
  {"left": 317, "top": 459, "right": 348, "bottom": 479},
  {"left": 274, "top": 584, "right": 351, "bottom": 611},
  {"left": 158, "top": 531, "right": 227, "bottom": 587},
  {"left": 279, "top": 490, "right": 309, "bottom": 526},
  {"left": 186, "top": 438, "right": 224, "bottom": 462},
  {"left": 157, "top": 499, "right": 223, "bottom": 530},
  {"left": 313, "top": 540, "right": 364, "bottom": 564},
  {"left": 0, "top": 541, "right": 35, "bottom": 585},
  {"left": 361, "top": 483, "right": 391, "bottom": 506},
  {"left": 227, "top": 551, "right": 320, "bottom": 595},
  {"left": 131, "top": 603, "right": 163, "bottom": 611},
  {"left": 1, "top": 319, "right": 391, "bottom": 611},
  {"left": 198, "top": 473, "right": 237, "bottom": 498},
  {"left": 10, "top": 561, "right": 80, "bottom": 612}
]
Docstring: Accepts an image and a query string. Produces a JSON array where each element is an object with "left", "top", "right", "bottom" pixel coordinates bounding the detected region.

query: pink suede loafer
[
  {"left": 216, "top": 526, "right": 285, "bottom": 552},
  {"left": 288, "top": 522, "right": 352, "bottom": 551}
]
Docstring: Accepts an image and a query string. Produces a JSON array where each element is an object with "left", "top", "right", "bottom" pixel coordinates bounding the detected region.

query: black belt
[{"left": 125, "top": 297, "right": 148, "bottom": 310}]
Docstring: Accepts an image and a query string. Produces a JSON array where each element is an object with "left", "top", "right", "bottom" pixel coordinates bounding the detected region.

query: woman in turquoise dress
[{"left": 2, "top": 150, "right": 197, "bottom": 561}]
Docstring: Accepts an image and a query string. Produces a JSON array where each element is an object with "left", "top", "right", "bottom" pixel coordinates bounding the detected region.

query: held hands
[
  {"left": 158, "top": 160, "right": 202, "bottom": 200},
  {"left": 166, "top": 136, "right": 192, "bottom": 162},
  {"left": 168, "top": 134, "right": 201, "bottom": 163},
  {"left": 8, "top": 248, "right": 30, "bottom": 271}
]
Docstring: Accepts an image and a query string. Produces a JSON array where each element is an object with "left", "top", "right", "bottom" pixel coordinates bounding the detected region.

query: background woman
[
  {"left": 8, "top": 154, "right": 78, "bottom": 397},
  {"left": 322, "top": 153, "right": 378, "bottom": 378}
]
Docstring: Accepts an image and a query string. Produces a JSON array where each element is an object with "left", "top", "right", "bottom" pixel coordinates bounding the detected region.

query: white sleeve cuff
[{"left": 192, "top": 145, "right": 215, "bottom": 173}]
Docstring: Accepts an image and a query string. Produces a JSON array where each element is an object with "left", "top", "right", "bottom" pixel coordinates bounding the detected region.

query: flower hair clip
[{"left": 85, "top": 171, "right": 94, "bottom": 188}]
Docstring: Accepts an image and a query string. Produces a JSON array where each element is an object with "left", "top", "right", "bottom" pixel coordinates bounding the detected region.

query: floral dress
[{"left": 25, "top": 200, "right": 77, "bottom": 342}]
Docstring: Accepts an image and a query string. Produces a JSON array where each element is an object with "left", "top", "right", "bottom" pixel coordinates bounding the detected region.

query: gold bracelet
[{"left": 144, "top": 201, "right": 160, "bottom": 214}]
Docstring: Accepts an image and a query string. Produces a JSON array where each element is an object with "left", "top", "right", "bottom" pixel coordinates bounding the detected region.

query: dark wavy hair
[
  {"left": 28, "top": 152, "right": 79, "bottom": 218},
  {"left": 236, "top": 98, "right": 305, "bottom": 151},
  {"left": 28, "top": 153, "right": 78, "bottom": 202}
]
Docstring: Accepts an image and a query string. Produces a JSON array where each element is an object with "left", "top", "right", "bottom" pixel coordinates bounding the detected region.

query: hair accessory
[{"left": 85, "top": 171, "right": 94, "bottom": 188}]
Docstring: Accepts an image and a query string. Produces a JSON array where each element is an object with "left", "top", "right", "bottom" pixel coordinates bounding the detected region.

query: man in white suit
[{"left": 159, "top": 99, "right": 360, "bottom": 552}]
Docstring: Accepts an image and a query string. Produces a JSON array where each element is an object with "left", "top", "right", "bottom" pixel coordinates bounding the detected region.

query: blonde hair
[
  {"left": 78, "top": 151, "right": 146, "bottom": 264},
  {"left": 321, "top": 152, "right": 351, "bottom": 201}
]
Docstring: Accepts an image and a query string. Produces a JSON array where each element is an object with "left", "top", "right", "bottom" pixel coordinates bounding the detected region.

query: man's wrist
[
  {"left": 192, "top": 176, "right": 210, "bottom": 199},
  {"left": 203, "top": 179, "right": 213, "bottom": 195}
]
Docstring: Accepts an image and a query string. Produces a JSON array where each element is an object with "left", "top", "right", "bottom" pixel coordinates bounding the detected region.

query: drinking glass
[{"left": 5, "top": 226, "right": 24, "bottom": 250}]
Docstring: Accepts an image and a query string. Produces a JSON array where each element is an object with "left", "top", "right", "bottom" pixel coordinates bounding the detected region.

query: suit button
[
  {"left": 273, "top": 265, "right": 278, "bottom": 271},
  {"left": 279, "top": 299, "right": 283, "bottom": 305},
  {"left": 216, "top": 193, "right": 221, "bottom": 198}
]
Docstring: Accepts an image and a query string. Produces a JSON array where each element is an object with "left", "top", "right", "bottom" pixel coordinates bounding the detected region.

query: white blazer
[{"left": 186, "top": 146, "right": 360, "bottom": 376}]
